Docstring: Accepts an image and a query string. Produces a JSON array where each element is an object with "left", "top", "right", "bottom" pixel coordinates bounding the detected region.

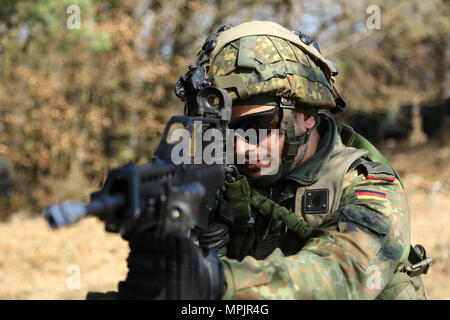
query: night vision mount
[{"left": 174, "top": 24, "right": 233, "bottom": 111}]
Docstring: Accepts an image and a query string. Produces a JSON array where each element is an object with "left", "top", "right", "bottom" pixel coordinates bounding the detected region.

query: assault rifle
[{"left": 42, "top": 86, "right": 235, "bottom": 241}]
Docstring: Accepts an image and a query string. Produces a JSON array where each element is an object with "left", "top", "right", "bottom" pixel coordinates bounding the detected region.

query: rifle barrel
[{"left": 42, "top": 194, "right": 126, "bottom": 228}]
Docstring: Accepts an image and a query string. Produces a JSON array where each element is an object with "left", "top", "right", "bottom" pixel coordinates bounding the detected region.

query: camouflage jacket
[{"left": 220, "top": 115, "right": 410, "bottom": 299}]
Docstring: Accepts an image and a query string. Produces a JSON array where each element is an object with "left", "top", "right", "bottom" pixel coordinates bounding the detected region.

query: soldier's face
[{"left": 230, "top": 105, "right": 285, "bottom": 179}]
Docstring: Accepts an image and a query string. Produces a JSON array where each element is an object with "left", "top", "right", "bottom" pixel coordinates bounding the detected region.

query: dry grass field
[
  {"left": 382, "top": 142, "right": 450, "bottom": 300},
  {"left": 0, "top": 142, "right": 448, "bottom": 300}
]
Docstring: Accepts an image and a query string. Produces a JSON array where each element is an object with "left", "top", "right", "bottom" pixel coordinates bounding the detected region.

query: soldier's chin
[{"left": 240, "top": 168, "right": 263, "bottom": 179}]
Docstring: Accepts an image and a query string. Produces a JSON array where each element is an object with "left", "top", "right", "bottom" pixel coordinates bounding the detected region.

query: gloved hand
[
  {"left": 197, "top": 198, "right": 233, "bottom": 257},
  {"left": 223, "top": 175, "right": 257, "bottom": 259},
  {"left": 250, "top": 189, "right": 312, "bottom": 239},
  {"left": 224, "top": 175, "right": 253, "bottom": 226},
  {"left": 118, "top": 229, "right": 225, "bottom": 300},
  {"left": 225, "top": 176, "right": 312, "bottom": 240}
]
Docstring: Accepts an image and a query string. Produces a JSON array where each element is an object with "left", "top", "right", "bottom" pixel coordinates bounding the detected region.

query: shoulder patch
[
  {"left": 356, "top": 189, "right": 387, "bottom": 201},
  {"left": 341, "top": 204, "right": 391, "bottom": 235},
  {"left": 354, "top": 158, "right": 396, "bottom": 182}
]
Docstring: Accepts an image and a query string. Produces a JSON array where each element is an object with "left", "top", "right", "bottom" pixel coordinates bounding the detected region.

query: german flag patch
[{"left": 356, "top": 189, "right": 387, "bottom": 201}]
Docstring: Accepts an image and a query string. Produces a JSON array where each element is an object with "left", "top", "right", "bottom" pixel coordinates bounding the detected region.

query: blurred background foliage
[{"left": 0, "top": 0, "right": 448, "bottom": 211}]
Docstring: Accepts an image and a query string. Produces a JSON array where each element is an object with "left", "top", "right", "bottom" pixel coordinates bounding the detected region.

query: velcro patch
[
  {"left": 303, "top": 189, "right": 329, "bottom": 214},
  {"left": 354, "top": 158, "right": 396, "bottom": 182},
  {"left": 356, "top": 189, "right": 387, "bottom": 201},
  {"left": 366, "top": 175, "right": 395, "bottom": 182}
]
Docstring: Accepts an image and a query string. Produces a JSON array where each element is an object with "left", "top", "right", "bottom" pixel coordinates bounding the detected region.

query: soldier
[{"left": 119, "top": 21, "right": 431, "bottom": 300}]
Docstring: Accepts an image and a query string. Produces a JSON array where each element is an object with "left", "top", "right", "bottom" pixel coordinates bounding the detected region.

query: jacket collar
[{"left": 283, "top": 113, "right": 339, "bottom": 186}]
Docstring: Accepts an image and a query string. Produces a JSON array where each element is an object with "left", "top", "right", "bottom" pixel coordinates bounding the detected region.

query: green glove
[
  {"left": 224, "top": 176, "right": 253, "bottom": 226},
  {"left": 250, "top": 189, "right": 312, "bottom": 239}
]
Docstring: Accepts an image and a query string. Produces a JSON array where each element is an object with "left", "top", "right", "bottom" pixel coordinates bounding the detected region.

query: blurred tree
[{"left": 0, "top": 0, "right": 448, "bottom": 210}]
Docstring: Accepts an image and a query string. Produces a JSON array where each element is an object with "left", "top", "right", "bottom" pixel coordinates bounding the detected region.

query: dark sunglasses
[
  {"left": 229, "top": 107, "right": 282, "bottom": 131},
  {"left": 228, "top": 107, "right": 282, "bottom": 143}
]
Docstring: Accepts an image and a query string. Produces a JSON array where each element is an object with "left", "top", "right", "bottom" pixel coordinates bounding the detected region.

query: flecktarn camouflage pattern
[
  {"left": 198, "top": 21, "right": 414, "bottom": 299},
  {"left": 207, "top": 29, "right": 336, "bottom": 109},
  {"left": 171, "top": 20, "right": 419, "bottom": 300},
  {"left": 221, "top": 153, "right": 410, "bottom": 299}
]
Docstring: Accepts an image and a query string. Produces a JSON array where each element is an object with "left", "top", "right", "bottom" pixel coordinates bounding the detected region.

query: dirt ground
[
  {"left": 381, "top": 142, "right": 450, "bottom": 300},
  {"left": 0, "top": 142, "right": 448, "bottom": 300}
]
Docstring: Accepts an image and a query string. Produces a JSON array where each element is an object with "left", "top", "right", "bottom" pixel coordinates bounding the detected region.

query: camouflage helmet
[
  {"left": 206, "top": 21, "right": 340, "bottom": 111},
  {"left": 176, "top": 21, "right": 345, "bottom": 114}
]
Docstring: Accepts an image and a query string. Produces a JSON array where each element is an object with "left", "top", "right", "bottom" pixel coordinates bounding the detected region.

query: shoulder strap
[{"left": 338, "top": 124, "right": 405, "bottom": 189}]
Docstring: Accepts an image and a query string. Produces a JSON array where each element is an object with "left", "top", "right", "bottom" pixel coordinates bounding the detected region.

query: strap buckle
[
  {"left": 330, "top": 93, "right": 346, "bottom": 114},
  {"left": 401, "top": 244, "right": 434, "bottom": 277},
  {"left": 280, "top": 96, "right": 295, "bottom": 110},
  {"left": 405, "top": 257, "right": 434, "bottom": 275}
]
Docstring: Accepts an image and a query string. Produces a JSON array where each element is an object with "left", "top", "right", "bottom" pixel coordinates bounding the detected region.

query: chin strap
[
  {"left": 281, "top": 113, "right": 310, "bottom": 174},
  {"left": 289, "top": 128, "right": 312, "bottom": 169},
  {"left": 279, "top": 97, "right": 319, "bottom": 177}
]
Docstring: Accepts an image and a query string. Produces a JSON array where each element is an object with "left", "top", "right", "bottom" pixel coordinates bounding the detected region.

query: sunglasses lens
[
  {"left": 229, "top": 108, "right": 281, "bottom": 131},
  {"left": 229, "top": 109, "right": 281, "bottom": 145}
]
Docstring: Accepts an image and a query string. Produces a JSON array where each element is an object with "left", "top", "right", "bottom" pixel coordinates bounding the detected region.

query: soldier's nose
[
  {"left": 235, "top": 133, "right": 259, "bottom": 153},
  {"left": 234, "top": 134, "right": 247, "bottom": 155}
]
